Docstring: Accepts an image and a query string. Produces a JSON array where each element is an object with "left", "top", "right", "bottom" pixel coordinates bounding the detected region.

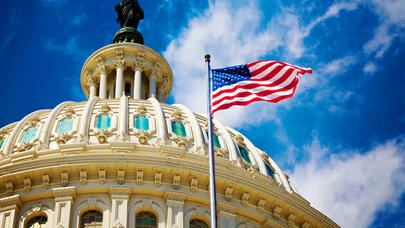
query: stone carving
[
  {"left": 273, "top": 205, "right": 282, "bottom": 219},
  {"left": 6, "top": 180, "right": 13, "bottom": 195},
  {"left": 172, "top": 174, "right": 181, "bottom": 190},
  {"left": 23, "top": 177, "right": 31, "bottom": 192},
  {"left": 154, "top": 171, "right": 162, "bottom": 187},
  {"left": 257, "top": 198, "right": 266, "bottom": 213},
  {"left": 288, "top": 213, "right": 296, "bottom": 226},
  {"left": 42, "top": 173, "right": 50, "bottom": 189},
  {"left": 117, "top": 169, "right": 125, "bottom": 185},
  {"left": 80, "top": 170, "right": 87, "bottom": 185},
  {"left": 99, "top": 168, "right": 106, "bottom": 185},
  {"left": 137, "top": 170, "right": 144, "bottom": 185},
  {"left": 225, "top": 186, "right": 233, "bottom": 201},
  {"left": 115, "top": 0, "right": 144, "bottom": 29},
  {"left": 190, "top": 177, "right": 198, "bottom": 193},
  {"left": 61, "top": 171, "right": 69, "bottom": 187},
  {"left": 241, "top": 192, "right": 250, "bottom": 207}
]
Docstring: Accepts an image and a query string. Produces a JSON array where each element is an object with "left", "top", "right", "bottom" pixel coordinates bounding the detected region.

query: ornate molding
[
  {"left": 172, "top": 174, "right": 181, "bottom": 190},
  {"left": 190, "top": 177, "right": 198, "bottom": 193},
  {"left": 225, "top": 186, "right": 233, "bottom": 201},
  {"left": 117, "top": 169, "right": 125, "bottom": 185},
  {"left": 80, "top": 169, "right": 87, "bottom": 185},
  {"left": 136, "top": 170, "right": 144, "bottom": 185},
  {"left": 257, "top": 198, "right": 266, "bottom": 213},
  {"left": 23, "top": 176, "right": 31, "bottom": 192},
  {"left": 164, "top": 191, "right": 186, "bottom": 204},
  {"left": 0, "top": 195, "right": 21, "bottom": 212},
  {"left": 42, "top": 173, "right": 50, "bottom": 189},
  {"left": 115, "top": 49, "right": 125, "bottom": 68},
  {"left": 154, "top": 171, "right": 162, "bottom": 187},
  {"left": 99, "top": 168, "right": 106, "bottom": 185},
  {"left": 241, "top": 192, "right": 250, "bottom": 207},
  {"left": 53, "top": 186, "right": 76, "bottom": 202},
  {"left": 109, "top": 186, "right": 131, "bottom": 199}
]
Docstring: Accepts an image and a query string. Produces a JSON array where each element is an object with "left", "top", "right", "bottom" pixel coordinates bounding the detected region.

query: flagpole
[{"left": 205, "top": 54, "right": 218, "bottom": 228}]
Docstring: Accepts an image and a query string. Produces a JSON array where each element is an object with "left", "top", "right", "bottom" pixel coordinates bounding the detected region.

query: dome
[{"left": 0, "top": 2, "right": 338, "bottom": 228}]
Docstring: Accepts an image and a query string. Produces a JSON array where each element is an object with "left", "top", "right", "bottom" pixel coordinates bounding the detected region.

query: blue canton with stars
[{"left": 211, "top": 64, "right": 251, "bottom": 91}]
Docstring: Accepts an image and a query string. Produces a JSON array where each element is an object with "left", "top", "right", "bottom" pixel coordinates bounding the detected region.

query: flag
[{"left": 211, "top": 60, "right": 312, "bottom": 114}]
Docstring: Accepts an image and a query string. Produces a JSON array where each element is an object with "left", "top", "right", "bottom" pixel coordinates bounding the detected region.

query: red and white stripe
[{"left": 212, "top": 60, "right": 312, "bottom": 114}]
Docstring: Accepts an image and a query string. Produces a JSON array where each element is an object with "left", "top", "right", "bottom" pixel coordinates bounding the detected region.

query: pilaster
[
  {"left": 165, "top": 191, "right": 186, "bottom": 228},
  {"left": 0, "top": 195, "right": 21, "bottom": 228},
  {"left": 53, "top": 186, "right": 76, "bottom": 228},
  {"left": 110, "top": 186, "right": 131, "bottom": 228},
  {"left": 218, "top": 202, "right": 237, "bottom": 228}
]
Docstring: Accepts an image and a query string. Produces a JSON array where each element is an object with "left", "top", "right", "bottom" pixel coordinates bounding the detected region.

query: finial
[
  {"left": 113, "top": 0, "right": 144, "bottom": 44},
  {"left": 205, "top": 54, "right": 211, "bottom": 63}
]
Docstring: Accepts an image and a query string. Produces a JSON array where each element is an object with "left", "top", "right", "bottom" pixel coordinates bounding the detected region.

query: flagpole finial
[{"left": 205, "top": 54, "right": 211, "bottom": 63}]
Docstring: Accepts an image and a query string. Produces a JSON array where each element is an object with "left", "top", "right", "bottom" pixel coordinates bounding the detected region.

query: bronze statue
[{"left": 115, "top": 0, "right": 144, "bottom": 29}]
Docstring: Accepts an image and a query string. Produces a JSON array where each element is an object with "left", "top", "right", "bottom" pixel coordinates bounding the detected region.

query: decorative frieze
[
  {"left": 225, "top": 186, "right": 233, "bottom": 201},
  {"left": 99, "top": 168, "right": 106, "bottom": 185},
  {"left": 80, "top": 169, "right": 87, "bottom": 185},
  {"left": 154, "top": 171, "right": 162, "bottom": 187},
  {"left": 23, "top": 177, "right": 31, "bottom": 192},
  {"left": 53, "top": 186, "right": 76, "bottom": 202},
  {"left": 117, "top": 169, "right": 125, "bottom": 185},
  {"left": 61, "top": 171, "right": 69, "bottom": 187},
  {"left": 241, "top": 192, "right": 250, "bottom": 207},
  {"left": 137, "top": 170, "right": 144, "bottom": 185},
  {"left": 172, "top": 174, "right": 181, "bottom": 190},
  {"left": 5, "top": 180, "right": 13, "bottom": 196},
  {"left": 190, "top": 177, "right": 198, "bottom": 192},
  {"left": 42, "top": 173, "right": 50, "bottom": 189}
]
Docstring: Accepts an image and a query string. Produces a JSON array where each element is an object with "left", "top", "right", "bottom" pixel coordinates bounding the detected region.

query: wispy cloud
[
  {"left": 289, "top": 136, "right": 405, "bottom": 228},
  {"left": 0, "top": 32, "right": 16, "bottom": 51},
  {"left": 363, "top": 61, "right": 377, "bottom": 74},
  {"left": 43, "top": 36, "right": 89, "bottom": 61},
  {"left": 41, "top": 0, "right": 68, "bottom": 7},
  {"left": 71, "top": 14, "right": 88, "bottom": 26}
]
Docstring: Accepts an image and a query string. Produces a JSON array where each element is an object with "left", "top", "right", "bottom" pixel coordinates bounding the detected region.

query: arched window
[
  {"left": 96, "top": 115, "right": 111, "bottom": 129},
  {"left": 0, "top": 139, "right": 4, "bottom": 149},
  {"left": 213, "top": 134, "right": 221, "bottom": 148},
  {"left": 22, "top": 127, "right": 38, "bottom": 144},
  {"left": 190, "top": 219, "right": 208, "bottom": 228},
  {"left": 136, "top": 212, "right": 157, "bottom": 228},
  {"left": 171, "top": 121, "right": 186, "bottom": 137},
  {"left": 264, "top": 163, "right": 276, "bottom": 180},
  {"left": 135, "top": 116, "right": 149, "bottom": 130},
  {"left": 59, "top": 118, "right": 73, "bottom": 134},
  {"left": 238, "top": 145, "right": 251, "bottom": 163},
  {"left": 80, "top": 210, "right": 103, "bottom": 228},
  {"left": 26, "top": 215, "right": 47, "bottom": 228}
]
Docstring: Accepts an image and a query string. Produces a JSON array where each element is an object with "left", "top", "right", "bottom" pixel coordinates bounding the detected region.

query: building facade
[{"left": 0, "top": 2, "right": 339, "bottom": 228}]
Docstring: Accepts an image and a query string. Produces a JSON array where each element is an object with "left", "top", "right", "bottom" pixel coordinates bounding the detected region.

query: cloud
[
  {"left": 42, "top": 0, "right": 67, "bottom": 6},
  {"left": 289, "top": 136, "right": 405, "bottom": 228},
  {"left": 0, "top": 32, "right": 16, "bottom": 51},
  {"left": 363, "top": 62, "right": 377, "bottom": 74},
  {"left": 71, "top": 14, "right": 88, "bottom": 26},
  {"left": 43, "top": 36, "right": 89, "bottom": 61}
]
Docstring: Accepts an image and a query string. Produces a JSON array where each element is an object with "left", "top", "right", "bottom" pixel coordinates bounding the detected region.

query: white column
[
  {"left": 89, "top": 84, "right": 97, "bottom": 98},
  {"left": 134, "top": 68, "right": 142, "bottom": 99},
  {"left": 115, "top": 65, "right": 124, "bottom": 98},
  {"left": 149, "top": 76, "right": 157, "bottom": 98},
  {"left": 99, "top": 70, "right": 108, "bottom": 99},
  {"left": 53, "top": 187, "right": 75, "bottom": 228},
  {"left": 119, "top": 95, "right": 128, "bottom": 138},
  {"left": 0, "top": 195, "right": 21, "bottom": 228},
  {"left": 110, "top": 187, "right": 131, "bottom": 228},
  {"left": 165, "top": 191, "right": 185, "bottom": 228}
]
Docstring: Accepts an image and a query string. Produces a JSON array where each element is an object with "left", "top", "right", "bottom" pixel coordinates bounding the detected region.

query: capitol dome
[{"left": 0, "top": 2, "right": 338, "bottom": 228}]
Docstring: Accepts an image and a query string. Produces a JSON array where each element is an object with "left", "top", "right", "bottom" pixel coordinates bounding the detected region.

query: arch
[
  {"left": 135, "top": 211, "right": 157, "bottom": 228},
  {"left": 173, "top": 104, "right": 204, "bottom": 151},
  {"left": 184, "top": 207, "right": 210, "bottom": 228},
  {"left": 80, "top": 210, "right": 103, "bottom": 228},
  {"left": 39, "top": 101, "right": 73, "bottom": 148},
  {"left": 18, "top": 203, "right": 53, "bottom": 228},
  {"left": 190, "top": 219, "right": 209, "bottom": 228},
  {"left": 3, "top": 110, "right": 48, "bottom": 155},
  {"left": 72, "top": 197, "right": 110, "bottom": 228},
  {"left": 129, "top": 199, "right": 165, "bottom": 228}
]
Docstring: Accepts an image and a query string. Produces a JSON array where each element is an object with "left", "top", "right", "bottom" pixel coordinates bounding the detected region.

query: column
[
  {"left": 158, "top": 89, "right": 165, "bottom": 102},
  {"left": 89, "top": 83, "right": 97, "bottom": 98},
  {"left": 115, "top": 65, "right": 124, "bottom": 98},
  {"left": 53, "top": 186, "right": 75, "bottom": 228},
  {"left": 218, "top": 202, "right": 237, "bottom": 228},
  {"left": 0, "top": 195, "right": 21, "bottom": 228},
  {"left": 133, "top": 68, "right": 142, "bottom": 99},
  {"left": 110, "top": 187, "right": 131, "bottom": 228},
  {"left": 99, "top": 70, "right": 108, "bottom": 99},
  {"left": 149, "top": 76, "right": 157, "bottom": 98},
  {"left": 165, "top": 191, "right": 185, "bottom": 228}
]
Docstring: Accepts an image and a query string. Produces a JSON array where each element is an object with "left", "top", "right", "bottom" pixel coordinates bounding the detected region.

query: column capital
[
  {"left": 109, "top": 186, "right": 131, "bottom": 199},
  {"left": 115, "top": 49, "right": 126, "bottom": 69},
  {"left": 52, "top": 186, "right": 76, "bottom": 202},
  {"left": 218, "top": 201, "right": 238, "bottom": 216},
  {"left": 164, "top": 191, "right": 186, "bottom": 204},
  {"left": 0, "top": 195, "right": 22, "bottom": 213}
]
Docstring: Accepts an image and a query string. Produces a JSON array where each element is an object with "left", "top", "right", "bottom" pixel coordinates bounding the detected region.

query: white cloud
[
  {"left": 363, "top": 62, "right": 377, "bottom": 74},
  {"left": 42, "top": 0, "right": 67, "bottom": 6},
  {"left": 289, "top": 136, "right": 405, "bottom": 228}
]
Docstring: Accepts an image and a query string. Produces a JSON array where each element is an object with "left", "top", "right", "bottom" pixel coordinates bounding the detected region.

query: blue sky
[{"left": 0, "top": 0, "right": 404, "bottom": 227}]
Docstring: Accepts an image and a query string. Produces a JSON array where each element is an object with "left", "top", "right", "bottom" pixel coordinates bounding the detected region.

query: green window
[
  {"left": 0, "top": 139, "right": 4, "bottom": 150},
  {"left": 213, "top": 133, "right": 221, "bottom": 148},
  {"left": 135, "top": 116, "right": 149, "bottom": 130},
  {"left": 21, "top": 127, "right": 38, "bottom": 144},
  {"left": 136, "top": 212, "right": 157, "bottom": 228},
  {"left": 238, "top": 145, "right": 251, "bottom": 163},
  {"left": 265, "top": 163, "right": 276, "bottom": 179},
  {"left": 96, "top": 115, "right": 111, "bottom": 129},
  {"left": 190, "top": 219, "right": 208, "bottom": 228},
  {"left": 171, "top": 121, "right": 186, "bottom": 137},
  {"left": 80, "top": 210, "right": 102, "bottom": 228},
  {"left": 59, "top": 118, "right": 73, "bottom": 134}
]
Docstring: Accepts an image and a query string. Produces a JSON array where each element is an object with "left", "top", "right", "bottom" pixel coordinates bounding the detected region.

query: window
[
  {"left": 0, "top": 139, "right": 4, "bottom": 150},
  {"left": 190, "top": 219, "right": 208, "bottom": 228},
  {"left": 59, "top": 118, "right": 73, "bottom": 134},
  {"left": 136, "top": 212, "right": 157, "bottom": 228},
  {"left": 135, "top": 116, "right": 149, "bottom": 130},
  {"left": 80, "top": 210, "right": 103, "bottom": 228},
  {"left": 264, "top": 163, "right": 276, "bottom": 180},
  {"left": 171, "top": 121, "right": 186, "bottom": 137},
  {"left": 96, "top": 115, "right": 111, "bottom": 129},
  {"left": 213, "top": 134, "right": 221, "bottom": 148},
  {"left": 22, "top": 127, "right": 38, "bottom": 144},
  {"left": 125, "top": 83, "right": 131, "bottom": 96},
  {"left": 26, "top": 215, "right": 47, "bottom": 228},
  {"left": 238, "top": 146, "right": 251, "bottom": 163}
]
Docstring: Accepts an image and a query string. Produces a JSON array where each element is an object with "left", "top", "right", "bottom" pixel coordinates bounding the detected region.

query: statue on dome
[{"left": 115, "top": 0, "right": 144, "bottom": 29}]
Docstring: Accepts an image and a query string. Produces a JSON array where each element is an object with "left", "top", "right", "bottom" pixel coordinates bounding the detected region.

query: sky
[{"left": 0, "top": 0, "right": 404, "bottom": 227}]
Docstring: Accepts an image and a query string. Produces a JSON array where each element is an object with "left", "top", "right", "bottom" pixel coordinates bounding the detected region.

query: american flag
[{"left": 211, "top": 60, "right": 312, "bottom": 114}]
